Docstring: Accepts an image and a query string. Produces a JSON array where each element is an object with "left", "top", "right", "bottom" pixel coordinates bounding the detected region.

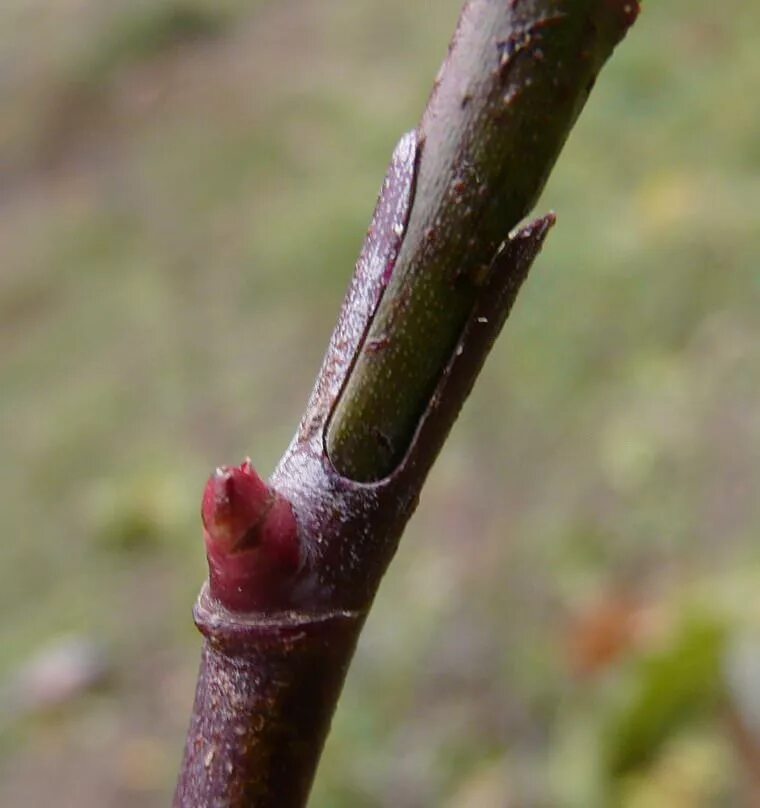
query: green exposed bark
[
  {"left": 175, "top": 2, "right": 639, "bottom": 804},
  {"left": 327, "top": 0, "right": 638, "bottom": 481}
]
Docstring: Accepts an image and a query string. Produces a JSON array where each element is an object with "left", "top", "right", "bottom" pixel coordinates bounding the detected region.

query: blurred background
[{"left": 0, "top": 0, "right": 758, "bottom": 805}]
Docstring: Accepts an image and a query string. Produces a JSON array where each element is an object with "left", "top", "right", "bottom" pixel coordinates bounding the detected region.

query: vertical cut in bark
[
  {"left": 174, "top": 2, "right": 639, "bottom": 805},
  {"left": 328, "top": 0, "right": 640, "bottom": 481}
]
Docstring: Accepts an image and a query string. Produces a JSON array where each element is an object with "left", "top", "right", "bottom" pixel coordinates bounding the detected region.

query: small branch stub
[{"left": 202, "top": 459, "right": 301, "bottom": 612}]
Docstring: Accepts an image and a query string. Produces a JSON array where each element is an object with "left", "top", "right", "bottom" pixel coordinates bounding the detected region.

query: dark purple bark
[
  {"left": 174, "top": 588, "right": 362, "bottom": 807},
  {"left": 175, "top": 159, "right": 552, "bottom": 804},
  {"left": 174, "top": 1, "right": 639, "bottom": 804}
]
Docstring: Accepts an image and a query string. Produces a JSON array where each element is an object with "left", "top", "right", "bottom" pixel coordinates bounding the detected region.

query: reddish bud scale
[{"left": 201, "top": 459, "right": 301, "bottom": 612}]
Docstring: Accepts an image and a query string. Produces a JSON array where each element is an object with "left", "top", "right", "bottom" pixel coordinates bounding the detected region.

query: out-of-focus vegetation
[{"left": 0, "top": 1, "right": 758, "bottom": 805}]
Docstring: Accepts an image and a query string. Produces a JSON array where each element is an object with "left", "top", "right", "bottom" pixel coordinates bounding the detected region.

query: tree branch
[
  {"left": 327, "top": 0, "right": 639, "bottom": 480},
  {"left": 174, "top": 1, "right": 639, "bottom": 806}
]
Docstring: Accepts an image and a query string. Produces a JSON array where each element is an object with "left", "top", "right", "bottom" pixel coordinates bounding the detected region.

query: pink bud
[
  {"left": 201, "top": 459, "right": 300, "bottom": 611},
  {"left": 201, "top": 459, "right": 271, "bottom": 552}
]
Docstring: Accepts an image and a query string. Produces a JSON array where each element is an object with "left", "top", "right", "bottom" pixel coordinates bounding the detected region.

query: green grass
[{"left": 0, "top": 0, "right": 758, "bottom": 805}]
